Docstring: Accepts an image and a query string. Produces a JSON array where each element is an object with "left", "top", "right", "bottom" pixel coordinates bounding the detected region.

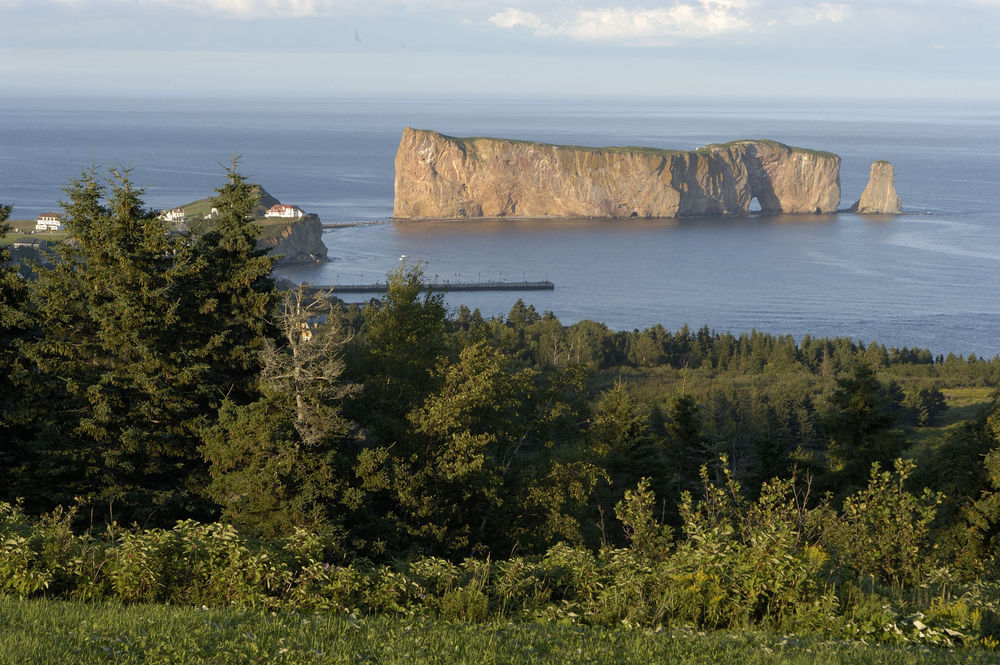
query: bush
[
  {"left": 824, "top": 459, "right": 942, "bottom": 587},
  {"left": 668, "top": 463, "right": 837, "bottom": 630}
]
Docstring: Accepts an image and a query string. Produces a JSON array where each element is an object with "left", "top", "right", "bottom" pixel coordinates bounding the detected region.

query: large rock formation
[
  {"left": 849, "top": 160, "right": 902, "bottom": 214},
  {"left": 257, "top": 214, "right": 328, "bottom": 264},
  {"left": 393, "top": 128, "right": 841, "bottom": 219}
]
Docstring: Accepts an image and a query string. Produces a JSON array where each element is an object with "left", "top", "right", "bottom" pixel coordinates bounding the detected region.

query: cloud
[
  {"left": 3, "top": 0, "right": 480, "bottom": 19},
  {"left": 489, "top": 1, "right": 861, "bottom": 44},
  {"left": 490, "top": 8, "right": 544, "bottom": 30},
  {"left": 490, "top": 1, "right": 752, "bottom": 43},
  {"left": 780, "top": 3, "right": 850, "bottom": 26},
  {"left": 145, "top": 0, "right": 356, "bottom": 18}
]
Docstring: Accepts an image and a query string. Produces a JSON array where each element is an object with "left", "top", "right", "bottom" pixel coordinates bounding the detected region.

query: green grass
[
  {"left": 1, "top": 219, "right": 67, "bottom": 246},
  {"left": 431, "top": 130, "right": 834, "bottom": 160},
  {"left": 445, "top": 132, "right": 687, "bottom": 157},
  {"left": 2, "top": 184, "right": 299, "bottom": 249},
  {"left": 179, "top": 185, "right": 279, "bottom": 221},
  {"left": 906, "top": 387, "right": 994, "bottom": 461},
  {"left": 0, "top": 595, "right": 995, "bottom": 665},
  {"left": 6, "top": 219, "right": 39, "bottom": 233},
  {"left": 697, "top": 138, "right": 838, "bottom": 159}
]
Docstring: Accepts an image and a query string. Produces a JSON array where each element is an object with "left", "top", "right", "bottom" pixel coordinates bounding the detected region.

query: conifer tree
[
  {"left": 15, "top": 163, "right": 276, "bottom": 523},
  {"left": 0, "top": 203, "right": 33, "bottom": 500},
  {"left": 823, "top": 364, "right": 905, "bottom": 490},
  {"left": 590, "top": 380, "right": 671, "bottom": 540},
  {"left": 180, "top": 159, "right": 277, "bottom": 405},
  {"left": 347, "top": 264, "right": 447, "bottom": 445}
]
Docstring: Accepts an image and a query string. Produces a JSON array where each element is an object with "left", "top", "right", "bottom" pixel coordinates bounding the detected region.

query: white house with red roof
[
  {"left": 264, "top": 203, "right": 305, "bottom": 219},
  {"left": 35, "top": 213, "right": 64, "bottom": 232}
]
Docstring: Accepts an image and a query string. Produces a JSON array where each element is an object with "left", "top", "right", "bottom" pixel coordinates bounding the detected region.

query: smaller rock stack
[{"left": 850, "top": 160, "right": 902, "bottom": 214}]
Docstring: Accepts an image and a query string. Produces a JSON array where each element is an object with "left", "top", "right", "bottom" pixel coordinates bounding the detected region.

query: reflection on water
[
  {"left": 276, "top": 211, "right": 1000, "bottom": 358},
  {"left": 6, "top": 95, "right": 997, "bottom": 356}
]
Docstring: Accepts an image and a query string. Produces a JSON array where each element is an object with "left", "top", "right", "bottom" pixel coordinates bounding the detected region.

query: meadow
[{"left": 3, "top": 595, "right": 999, "bottom": 665}]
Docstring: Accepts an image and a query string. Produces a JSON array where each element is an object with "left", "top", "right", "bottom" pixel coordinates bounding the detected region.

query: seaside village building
[
  {"left": 265, "top": 204, "right": 305, "bottom": 219},
  {"left": 35, "top": 213, "right": 64, "bottom": 232},
  {"left": 159, "top": 208, "right": 185, "bottom": 223}
]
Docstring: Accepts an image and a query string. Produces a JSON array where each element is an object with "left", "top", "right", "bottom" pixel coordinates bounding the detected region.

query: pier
[{"left": 324, "top": 280, "right": 554, "bottom": 293}]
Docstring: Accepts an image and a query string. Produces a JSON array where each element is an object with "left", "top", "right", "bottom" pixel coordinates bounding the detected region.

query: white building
[
  {"left": 264, "top": 204, "right": 305, "bottom": 219},
  {"left": 159, "top": 208, "right": 185, "bottom": 223},
  {"left": 35, "top": 213, "right": 64, "bottom": 232}
]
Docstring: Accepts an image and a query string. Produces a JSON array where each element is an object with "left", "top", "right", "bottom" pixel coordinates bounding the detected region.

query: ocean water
[{"left": 2, "top": 96, "right": 999, "bottom": 357}]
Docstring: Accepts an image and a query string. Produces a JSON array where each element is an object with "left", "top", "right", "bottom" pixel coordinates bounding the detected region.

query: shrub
[
  {"left": 668, "top": 462, "right": 837, "bottom": 630},
  {"left": 825, "top": 459, "right": 942, "bottom": 587}
]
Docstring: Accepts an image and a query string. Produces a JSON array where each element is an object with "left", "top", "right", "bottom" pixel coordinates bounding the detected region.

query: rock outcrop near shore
[
  {"left": 257, "top": 214, "right": 328, "bottom": 264},
  {"left": 849, "top": 160, "right": 902, "bottom": 214},
  {"left": 393, "top": 128, "right": 841, "bottom": 219}
]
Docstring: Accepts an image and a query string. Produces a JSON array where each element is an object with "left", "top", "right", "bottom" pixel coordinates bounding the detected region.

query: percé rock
[
  {"left": 393, "top": 128, "right": 841, "bottom": 219},
  {"left": 257, "top": 214, "right": 328, "bottom": 265},
  {"left": 849, "top": 160, "right": 902, "bottom": 214}
]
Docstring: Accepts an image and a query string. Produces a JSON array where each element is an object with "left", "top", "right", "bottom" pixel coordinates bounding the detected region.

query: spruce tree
[
  {"left": 16, "top": 163, "right": 276, "bottom": 524},
  {"left": 0, "top": 203, "right": 33, "bottom": 502},
  {"left": 182, "top": 160, "right": 276, "bottom": 404},
  {"left": 347, "top": 264, "right": 447, "bottom": 445}
]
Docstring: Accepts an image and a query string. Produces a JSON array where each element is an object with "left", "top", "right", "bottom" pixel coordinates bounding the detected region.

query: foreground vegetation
[
  {"left": 3, "top": 166, "right": 1000, "bottom": 657},
  {"left": 2, "top": 595, "right": 998, "bottom": 665}
]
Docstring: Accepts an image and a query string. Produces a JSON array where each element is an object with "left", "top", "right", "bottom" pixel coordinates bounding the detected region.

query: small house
[{"left": 264, "top": 204, "right": 305, "bottom": 219}]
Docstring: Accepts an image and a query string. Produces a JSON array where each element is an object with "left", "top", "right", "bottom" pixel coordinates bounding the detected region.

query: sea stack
[
  {"left": 850, "top": 160, "right": 902, "bottom": 214},
  {"left": 393, "top": 128, "right": 842, "bottom": 220}
]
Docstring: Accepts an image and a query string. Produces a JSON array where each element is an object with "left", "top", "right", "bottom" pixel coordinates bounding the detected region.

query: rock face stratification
[
  {"left": 850, "top": 160, "right": 902, "bottom": 214},
  {"left": 257, "top": 214, "right": 328, "bottom": 265},
  {"left": 393, "top": 128, "right": 842, "bottom": 219}
]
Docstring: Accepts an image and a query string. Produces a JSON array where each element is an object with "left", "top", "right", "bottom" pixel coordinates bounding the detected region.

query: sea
[{"left": 2, "top": 95, "right": 998, "bottom": 358}]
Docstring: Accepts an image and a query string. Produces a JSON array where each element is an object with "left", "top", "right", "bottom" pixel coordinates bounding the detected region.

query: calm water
[{"left": 2, "top": 96, "right": 999, "bottom": 356}]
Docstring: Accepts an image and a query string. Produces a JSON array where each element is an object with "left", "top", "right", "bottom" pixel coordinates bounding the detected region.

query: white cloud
[
  {"left": 781, "top": 3, "right": 850, "bottom": 26},
  {"left": 489, "top": 7, "right": 544, "bottom": 30},
  {"left": 490, "top": 1, "right": 753, "bottom": 44},
  {"left": 6, "top": 0, "right": 485, "bottom": 19},
  {"left": 144, "top": 0, "right": 354, "bottom": 18}
]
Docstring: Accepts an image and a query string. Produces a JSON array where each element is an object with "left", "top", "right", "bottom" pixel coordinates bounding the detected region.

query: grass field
[
  {"left": 1, "top": 595, "right": 996, "bottom": 665},
  {"left": 1, "top": 219, "right": 69, "bottom": 247},
  {"left": 906, "top": 386, "right": 994, "bottom": 463}
]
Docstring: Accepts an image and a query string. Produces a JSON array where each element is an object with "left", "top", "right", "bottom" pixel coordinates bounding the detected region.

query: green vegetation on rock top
[
  {"left": 179, "top": 184, "right": 281, "bottom": 220},
  {"left": 426, "top": 129, "right": 836, "bottom": 159},
  {"left": 698, "top": 138, "right": 839, "bottom": 159}
]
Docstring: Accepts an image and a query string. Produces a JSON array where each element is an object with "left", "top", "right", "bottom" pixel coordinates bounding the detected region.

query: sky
[{"left": 1, "top": 0, "right": 998, "bottom": 99}]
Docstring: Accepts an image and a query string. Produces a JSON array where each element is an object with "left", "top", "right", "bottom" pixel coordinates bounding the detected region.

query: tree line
[{"left": 2, "top": 165, "right": 1000, "bottom": 578}]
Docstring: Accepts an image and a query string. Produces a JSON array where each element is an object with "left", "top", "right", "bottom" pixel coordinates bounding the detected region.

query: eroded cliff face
[
  {"left": 393, "top": 128, "right": 841, "bottom": 219},
  {"left": 850, "top": 160, "right": 902, "bottom": 215},
  {"left": 257, "top": 214, "right": 328, "bottom": 265}
]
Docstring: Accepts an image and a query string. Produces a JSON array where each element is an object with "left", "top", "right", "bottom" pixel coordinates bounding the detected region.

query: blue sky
[{"left": 1, "top": 0, "right": 998, "bottom": 98}]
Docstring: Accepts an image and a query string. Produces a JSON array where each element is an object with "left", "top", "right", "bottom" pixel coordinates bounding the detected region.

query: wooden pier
[{"left": 326, "top": 280, "right": 554, "bottom": 293}]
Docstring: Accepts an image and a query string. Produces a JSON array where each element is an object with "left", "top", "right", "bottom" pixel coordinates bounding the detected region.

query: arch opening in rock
[{"left": 748, "top": 197, "right": 762, "bottom": 213}]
